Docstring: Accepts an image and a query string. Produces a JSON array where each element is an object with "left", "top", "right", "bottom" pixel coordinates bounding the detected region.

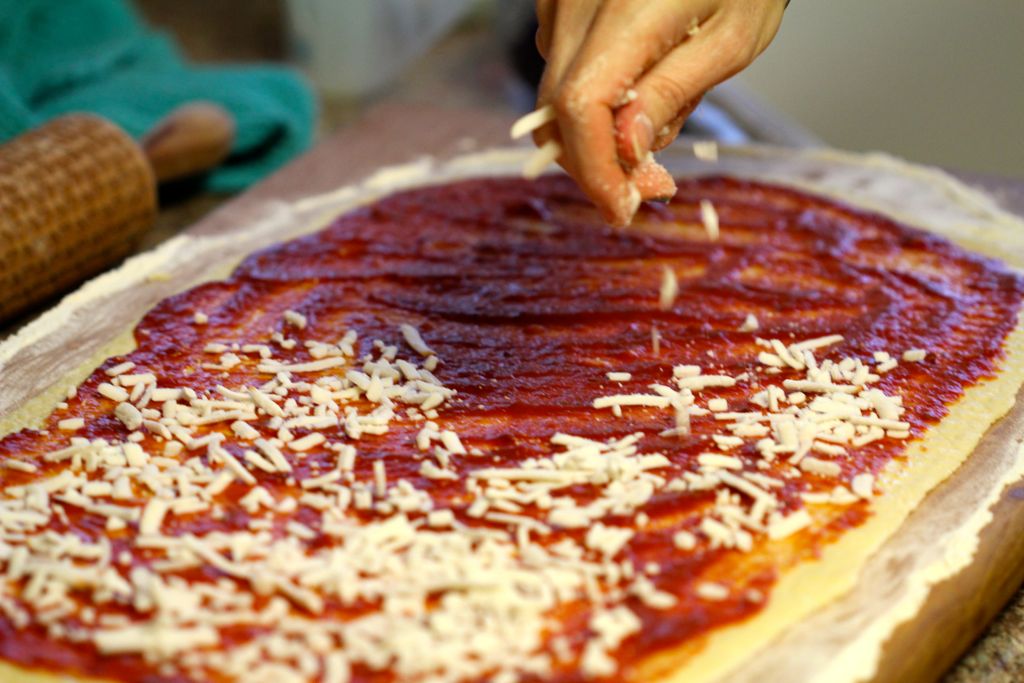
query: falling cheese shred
[
  {"left": 659, "top": 266, "right": 679, "bottom": 310},
  {"left": 693, "top": 140, "right": 718, "bottom": 161},
  {"left": 510, "top": 104, "right": 556, "bottom": 140},
  {"left": 523, "top": 139, "right": 562, "bottom": 180},
  {"left": 700, "top": 199, "right": 719, "bottom": 240}
]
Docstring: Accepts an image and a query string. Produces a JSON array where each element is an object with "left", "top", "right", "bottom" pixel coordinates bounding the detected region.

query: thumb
[
  {"left": 650, "top": 98, "right": 701, "bottom": 152},
  {"left": 614, "top": 96, "right": 700, "bottom": 168},
  {"left": 615, "top": 29, "right": 750, "bottom": 162},
  {"left": 611, "top": 99, "right": 677, "bottom": 203}
]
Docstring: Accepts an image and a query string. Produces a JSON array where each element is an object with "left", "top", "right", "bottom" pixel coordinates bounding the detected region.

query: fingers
[
  {"left": 532, "top": 1, "right": 601, "bottom": 154},
  {"left": 615, "top": 2, "right": 785, "bottom": 157},
  {"left": 532, "top": 0, "right": 785, "bottom": 226},
  {"left": 613, "top": 99, "right": 677, "bottom": 204},
  {"left": 651, "top": 100, "right": 699, "bottom": 151},
  {"left": 615, "top": 96, "right": 698, "bottom": 166},
  {"left": 547, "top": 0, "right": 717, "bottom": 224},
  {"left": 613, "top": 29, "right": 742, "bottom": 160},
  {"left": 612, "top": 94, "right": 696, "bottom": 163},
  {"left": 613, "top": 99, "right": 653, "bottom": 168},
  {"left": 534, "top": 0, "right": 555, "bottom": 59},
  {"left": 535, "top": 1, "right": 602, "bottom": 109},
  {"left": 556, "top": 94, "right": 638, "bottom": 225},
  {"left": 630, "top": 158, "right": 677, "bottom": 202}
]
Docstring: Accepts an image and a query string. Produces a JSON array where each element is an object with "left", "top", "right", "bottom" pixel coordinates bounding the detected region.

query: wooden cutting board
[{"left": 3, "top": 102, "right": 1024, "bottom": 683}]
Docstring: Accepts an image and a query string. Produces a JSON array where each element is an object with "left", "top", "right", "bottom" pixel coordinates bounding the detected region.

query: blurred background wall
[
  {"left": 734, "top": 0, "right": 1024, "bottom": 177},
  {"left": 136, "top": 0, "right": 1023, "bottom": 177}
]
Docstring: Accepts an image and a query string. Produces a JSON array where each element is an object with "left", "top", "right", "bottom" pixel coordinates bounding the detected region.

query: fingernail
[{"left": 631, "top": 113, "right": 655, "bottom": 163}]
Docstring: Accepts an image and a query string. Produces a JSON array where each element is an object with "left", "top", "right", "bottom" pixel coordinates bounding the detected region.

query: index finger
[
  {"left": 532, "top": 0, "right": 601, "bottom": 154},
  {"left": 553, "top": 89, "right": 637, "bottom": 225},
  {"left": 535, "top": 0, "right": 555, "bottom": 58}
]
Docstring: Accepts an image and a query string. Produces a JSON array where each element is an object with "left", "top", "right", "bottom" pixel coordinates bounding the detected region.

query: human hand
[{"left": 531, "top": 0, "right": 786, "bottom": 226}]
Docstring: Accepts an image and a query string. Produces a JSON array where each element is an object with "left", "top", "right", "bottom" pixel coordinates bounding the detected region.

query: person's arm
[{"left": 532, "top": 0, "right": 786, "bottom": 226}]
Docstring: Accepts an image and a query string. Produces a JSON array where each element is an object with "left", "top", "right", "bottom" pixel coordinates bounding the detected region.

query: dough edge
[{"left": 642, "top": 321, "right": 1024, "bottom": 683}]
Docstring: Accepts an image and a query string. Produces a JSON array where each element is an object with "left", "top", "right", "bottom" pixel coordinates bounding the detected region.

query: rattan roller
[{"left": 0, "top": 115, "right": 156, "bottom": 323}]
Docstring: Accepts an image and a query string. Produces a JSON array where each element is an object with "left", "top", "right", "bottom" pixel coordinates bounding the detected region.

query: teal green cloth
[{"left": 0, "top": 0, "right": 316, "bottom": 191}]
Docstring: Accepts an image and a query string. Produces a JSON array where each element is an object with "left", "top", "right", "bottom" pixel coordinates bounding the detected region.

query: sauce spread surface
[{"left": 0, "top": 176, "right": 1021, "bottom": 683}]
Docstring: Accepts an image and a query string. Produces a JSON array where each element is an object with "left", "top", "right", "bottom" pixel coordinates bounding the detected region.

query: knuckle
[
  {"left": 553, "top": 86, "right": 584, "bottom": 120},
  {"left": 645, "top": 73, "right": 693, "bottom": 115},
  {"left": 719, "top": 21, "right": 758, "bottom": 67}
]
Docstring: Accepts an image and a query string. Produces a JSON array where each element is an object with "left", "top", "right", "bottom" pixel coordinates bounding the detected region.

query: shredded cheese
[
  {"left": 902, "top": 348, "right": 928, "bottom": 362},
  {"left": 399, "top": 323, "right": 434, "bottom": 357},
  {"left": 659, "top": 266, "right": 679, "bottom": 311},
  {"left": 695, "top": 582, "right": 728, "bottom": 601},
  {"left": 0, "top": 298, "right": 930, "bottom": 683},
  {"left": 510, "top": 105, "right": 556, "bottom": 140},
  {"left": 699, "top": 199, "right": 719, "bottom": 240},
  {"left": 738, "top": 313, "right": 759, "bottom": 332},
  {"left": 57, "top": 417, "right": 84, "bottom": 431},
  {"left": 692, "top": 140, "right": 718, "bottom": 161},
  {"left": 523, "top": 139, "right": 562, "bottom": 180}
]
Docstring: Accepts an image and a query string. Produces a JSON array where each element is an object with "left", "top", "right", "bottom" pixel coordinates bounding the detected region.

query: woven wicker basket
[{"left": 0, "top": 115, "right": 156, "bottom": 323}]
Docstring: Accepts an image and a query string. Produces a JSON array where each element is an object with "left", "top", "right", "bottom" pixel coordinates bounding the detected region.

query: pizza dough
[{"left": 1, "top": 145, "right": 1023, "bottom": 683}]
